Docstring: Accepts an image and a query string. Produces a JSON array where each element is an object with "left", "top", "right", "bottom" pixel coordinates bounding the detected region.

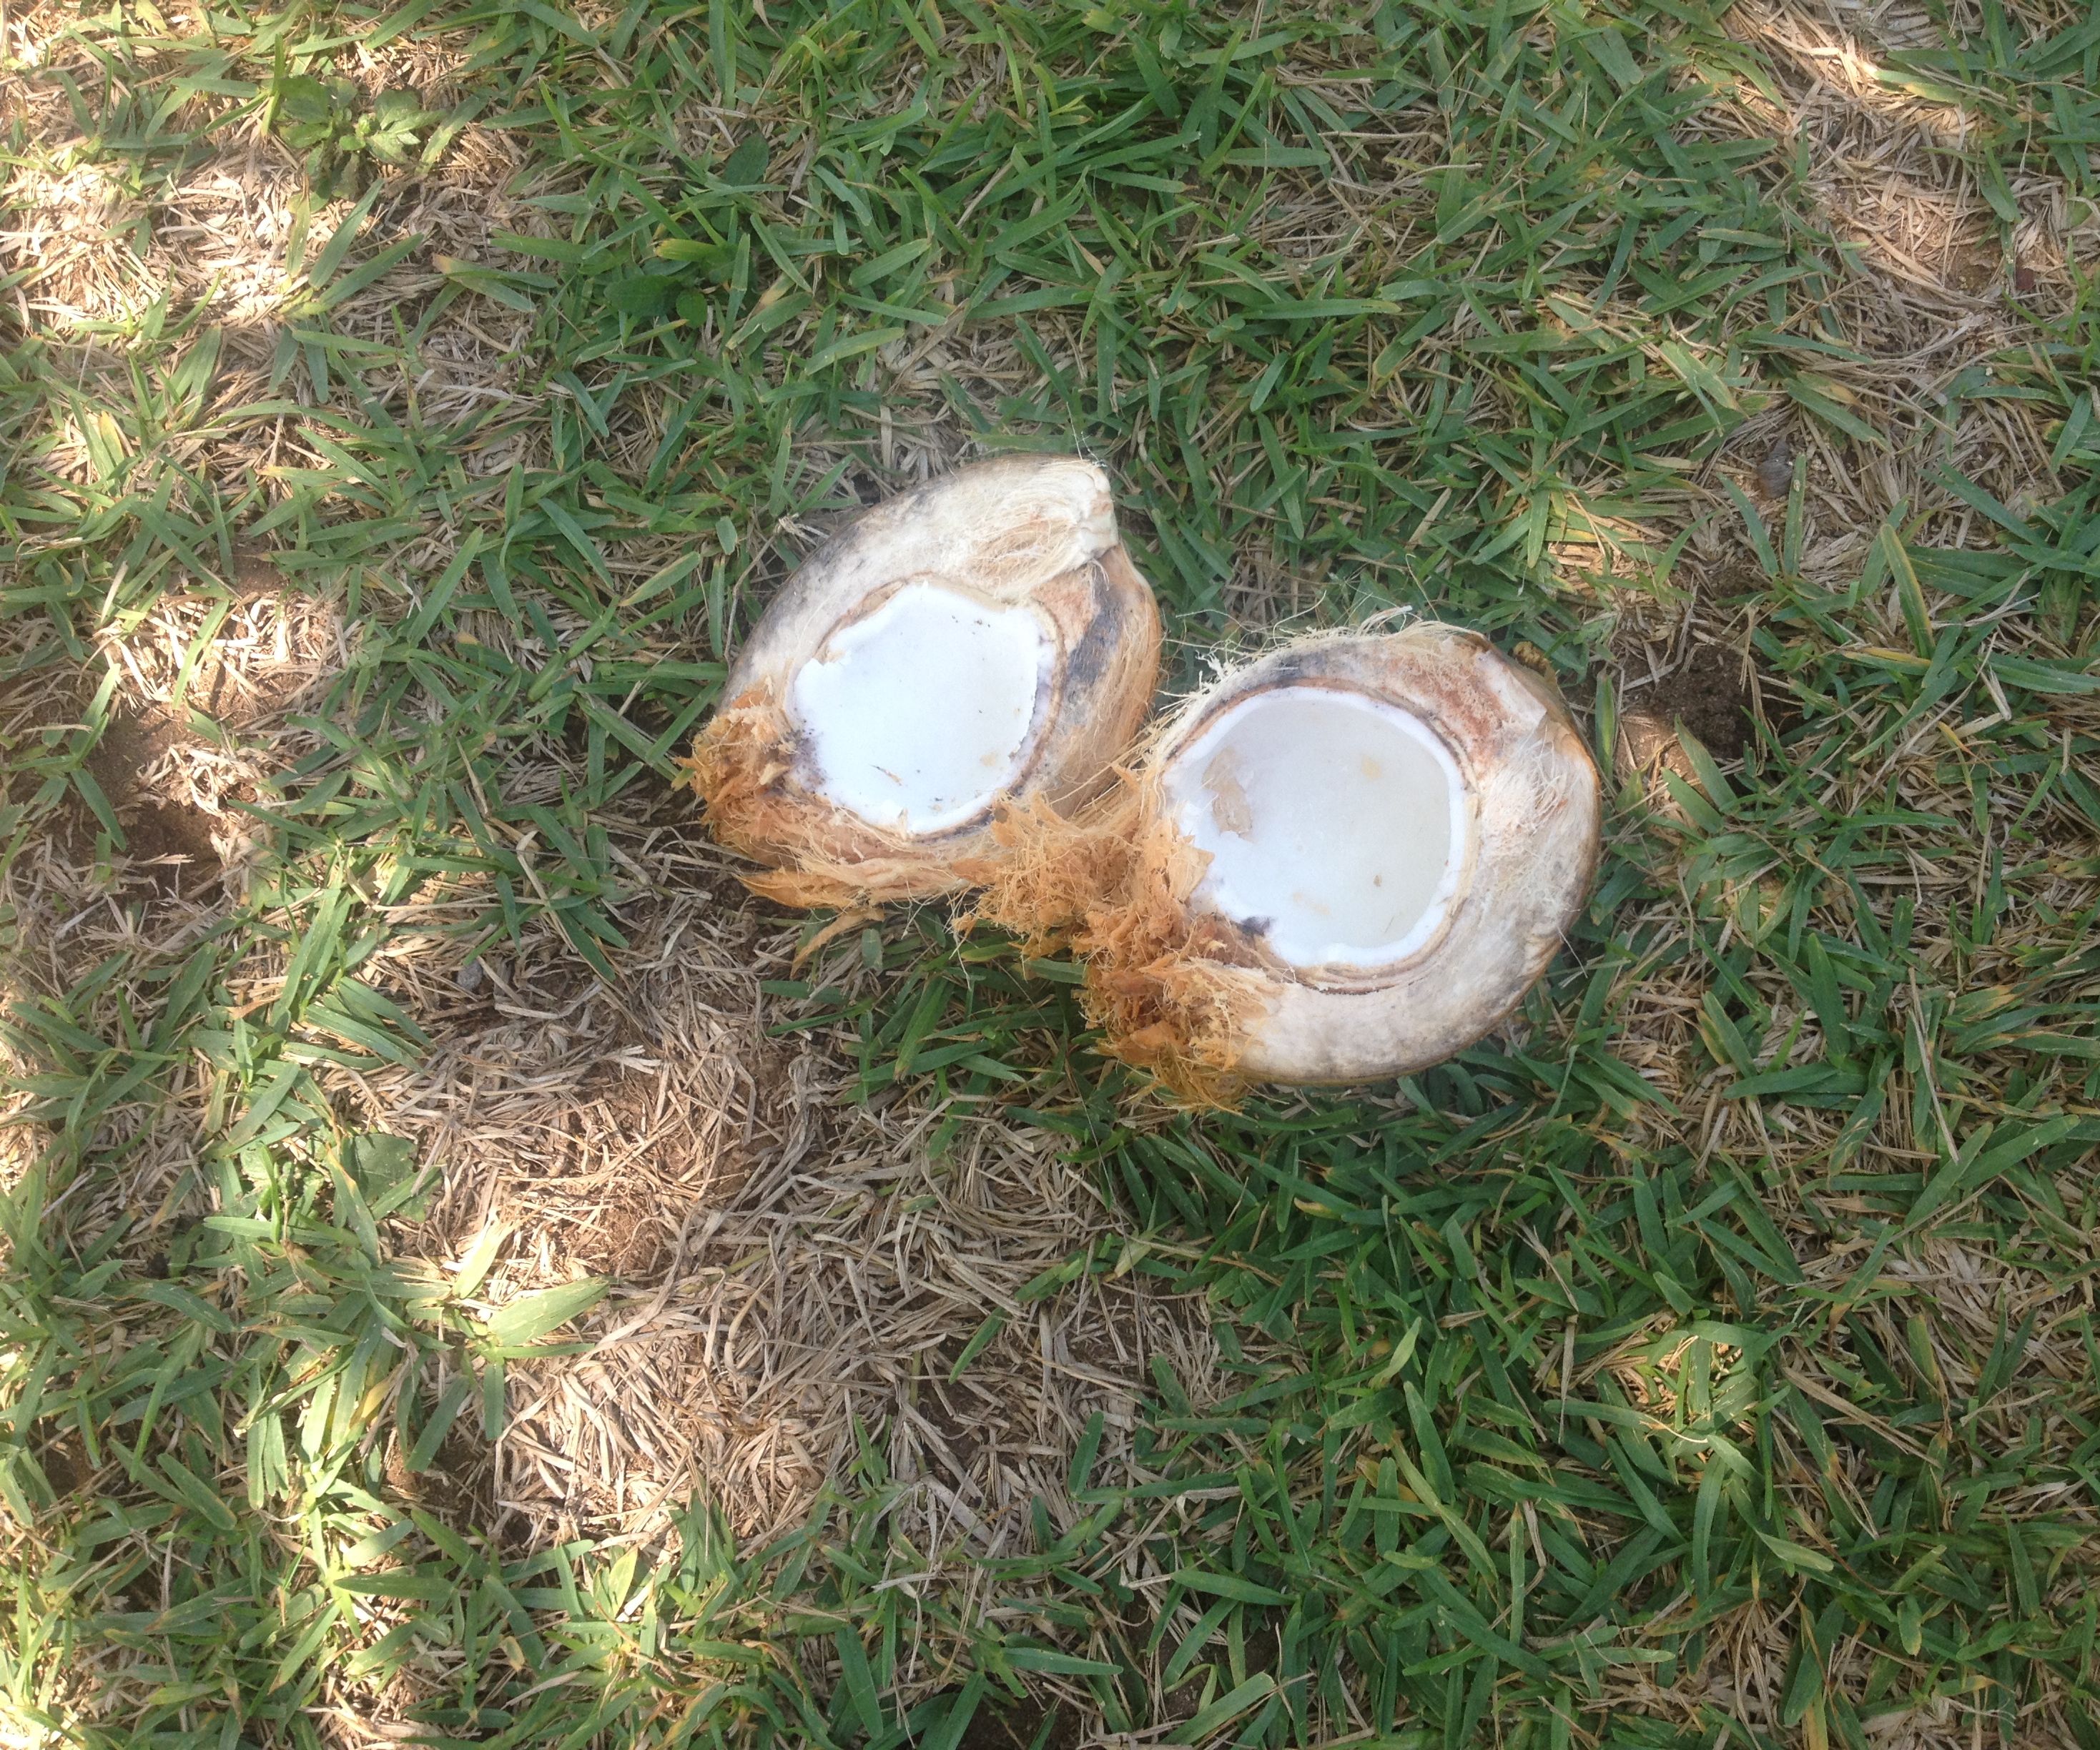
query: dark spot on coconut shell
[{"left": 1060, "top": 560, "right": 1124, "bottom": 691}]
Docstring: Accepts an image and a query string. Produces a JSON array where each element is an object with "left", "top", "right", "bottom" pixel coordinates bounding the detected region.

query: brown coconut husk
[
  {"left": 963, "top": 778, "right": 1265, "bottom": 1109},
  {"left": 685, "top": 686, "right": 969, "bottom": 910}
]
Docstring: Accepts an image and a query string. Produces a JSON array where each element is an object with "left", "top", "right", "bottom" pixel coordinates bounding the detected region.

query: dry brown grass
[{"left": 330, "top": 830, "right": 1226, "bottom": 1558}]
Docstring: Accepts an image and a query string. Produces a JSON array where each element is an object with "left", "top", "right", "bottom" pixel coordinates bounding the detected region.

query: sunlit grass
[{"left": 2, "top": 0, "right": 2097, "bottom": 1745}]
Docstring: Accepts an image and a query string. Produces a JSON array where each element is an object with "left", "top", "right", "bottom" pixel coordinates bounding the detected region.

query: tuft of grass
[{"left": 3, "top": 0, "right": 2097, "bottom": 1745}]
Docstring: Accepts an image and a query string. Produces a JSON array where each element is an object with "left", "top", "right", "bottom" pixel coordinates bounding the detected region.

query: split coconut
[
  {"left": 690, "top": 456, "right": 1162, "bottom": 907},
  {"left": 976, "top": 626, "right": 1601, "bottom": 1097}
]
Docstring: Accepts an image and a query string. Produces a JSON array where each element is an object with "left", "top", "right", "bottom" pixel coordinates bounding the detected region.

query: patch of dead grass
[{"left": 330, "top": 821, "right": 1223, "bottom": 1557}]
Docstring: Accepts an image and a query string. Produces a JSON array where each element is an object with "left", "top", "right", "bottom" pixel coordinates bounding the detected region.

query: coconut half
[
  {"left": 974, "top": 626, "right": 1601, "bottom": 1097},
  {"left": 691, "top": 456, "right": 1161, "bottom": 907}
]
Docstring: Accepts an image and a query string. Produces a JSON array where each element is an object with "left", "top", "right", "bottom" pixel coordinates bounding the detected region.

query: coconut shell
[
  {"left": 970, "top": 625, "right": 1601, "bottom": 1097},
  {"left": 689, "top": 456, "right": 1162, "bottom": 907},
  {"left": 1171, "top": 628, "right": 1600, "bottom": 1083}
]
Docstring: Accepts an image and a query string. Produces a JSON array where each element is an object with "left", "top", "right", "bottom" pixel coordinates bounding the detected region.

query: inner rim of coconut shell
[
  {"left": 1163, "top": 682, "right": 1472, "bottom": 974},
  {"left": 787, "top": 578, "right": 1056, "bottom": 835}
]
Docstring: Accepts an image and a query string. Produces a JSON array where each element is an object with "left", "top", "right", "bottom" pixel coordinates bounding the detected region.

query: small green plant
[{"left": 273, "top": 74, "right": 436, "bottom": 198}]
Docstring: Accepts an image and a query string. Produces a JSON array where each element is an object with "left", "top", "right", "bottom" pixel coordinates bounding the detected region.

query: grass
[{"left": 2, "top": 0, "right": 2099, "bottom": 1746}]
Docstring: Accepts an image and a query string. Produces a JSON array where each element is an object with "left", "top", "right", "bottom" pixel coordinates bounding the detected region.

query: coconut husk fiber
[
  {"left": 686, "top": 684, "right": 955, "bottom": 911},
  {"left": 962, "top": 778, "right": 1266, "bottom": 1111}
]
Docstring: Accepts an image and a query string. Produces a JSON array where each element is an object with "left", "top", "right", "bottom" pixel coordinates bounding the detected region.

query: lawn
[{"left": 2, "top": 0, "right": 2099, "bottom": 1746}]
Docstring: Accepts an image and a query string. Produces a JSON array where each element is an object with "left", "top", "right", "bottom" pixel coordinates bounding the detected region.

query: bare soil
[{"left": 1630, "top": 641, "right": 1753, "bottom": 762}]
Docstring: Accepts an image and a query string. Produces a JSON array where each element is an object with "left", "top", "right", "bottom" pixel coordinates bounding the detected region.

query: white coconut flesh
[
  {"left": 1164, "top": 686, "right": 1472, "bottom": 971},
  {"left": 787, "top": 580, "right": 1054, "bottom": 835}
]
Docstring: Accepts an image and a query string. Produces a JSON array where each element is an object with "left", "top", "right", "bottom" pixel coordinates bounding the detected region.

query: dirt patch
[
  {"left": 957, "top": 1694, "right": 1085, "bottom": 1750},
  {"left": 383, "top": 1423, "right": 495, "bottom": 1532},
  {"left": 1624, "top": 642, "right": 1753, "bottom": 763},
  {"left": 319, "top": 819, "right": 1226, "bottom": 1561},
  {"left": 106, "top": 565, "right": 342, "bottom": 735},
  {"left": 1950, "top": 245, "right": 2001, "bottom": 297},
  {"left": 909, "top": 1356, "right": 993, "bottom": 1483},
  {"left": 1610, "top": 556, "right": 1768, "bottom": 796},
  {"left": 19, "top": 572, "right": 353, "bottom": 907},
  {"left": 81, "top": 706, "right": 225, "bottom": 885},
  {"left": 33, "top": 1423, "right": 94, "bottom": 1500},
  {"left": 225, "top": 541, "right": 288, "bottom": 601},
  {"left": 1, "top": 563, "right": 345, "bottom": 922}
]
